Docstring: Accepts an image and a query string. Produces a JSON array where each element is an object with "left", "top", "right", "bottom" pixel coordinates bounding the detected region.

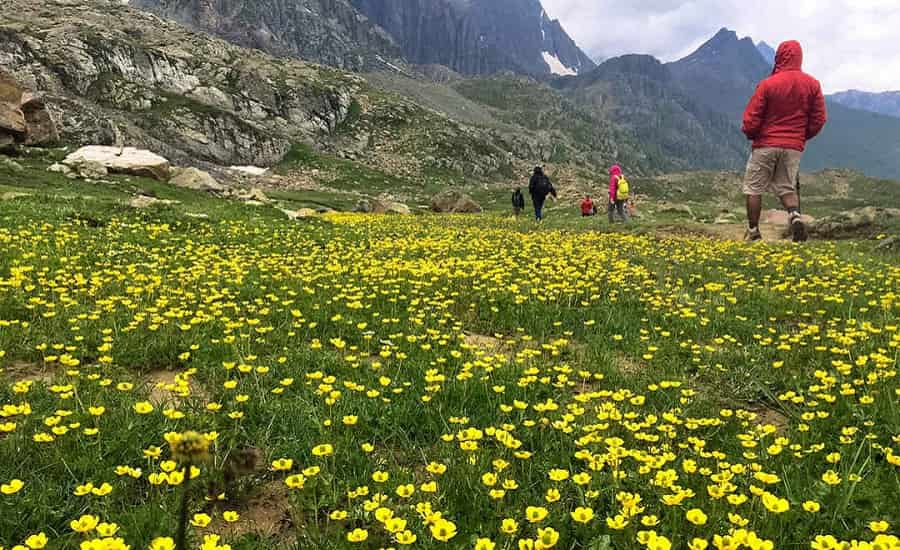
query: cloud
[{"left": 541, "top": 0, "right": 900, "bottom": 93}]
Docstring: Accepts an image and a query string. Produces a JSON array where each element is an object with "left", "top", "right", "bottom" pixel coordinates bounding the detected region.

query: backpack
[
  {"left": 543, "top": 176, "right": 557, "bottom": 197},
  {"left": 616, "top": 176, "right": 630, "bottom": 200},
  {"left": 531, "top": 174, "right": 551, "bottom": 196}
]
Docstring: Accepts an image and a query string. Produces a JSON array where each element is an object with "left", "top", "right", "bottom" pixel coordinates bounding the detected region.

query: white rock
[
  {"left": 169, "top": 167, "right": 224, "bottom": 192},
  {"left": 129, "top": 194, "right": 179, "bottom": 208},
  {"left": 47, "top": 162, "right": 72, "bottom": 175},
  {"left": 229, "top": 165, "right": 268, "bottom": 176},
  {"left": 64, "top": 146, "right": 171, "bottom": 181}
]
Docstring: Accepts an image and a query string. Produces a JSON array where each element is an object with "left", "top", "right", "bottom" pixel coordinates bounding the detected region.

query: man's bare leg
[
  {"left": 779, "top": 192, "right": 807, "bottom": 242},
  {"left": 745, "top": 194, "right": 763, "bottom": 240},
  {"left": 779, "top": 192, "right": 799, "bottom": 210}
]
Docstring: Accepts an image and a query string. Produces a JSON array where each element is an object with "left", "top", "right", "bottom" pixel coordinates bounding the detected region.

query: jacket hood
[
  {"left": 773, "top": 41, "right": 803, "bottom": 74},
  {"left": 609, "top": 165, "right": 622, "bottom": 176}
]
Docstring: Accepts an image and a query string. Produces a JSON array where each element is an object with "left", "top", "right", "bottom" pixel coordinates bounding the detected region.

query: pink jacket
[{"left": 609, "top": 165, "right": 622, "bottom": 202}]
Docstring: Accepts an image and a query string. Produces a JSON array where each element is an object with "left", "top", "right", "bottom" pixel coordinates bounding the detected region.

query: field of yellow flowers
[{"left": 0, "top": 207, "right": 898, "bottom": 550}]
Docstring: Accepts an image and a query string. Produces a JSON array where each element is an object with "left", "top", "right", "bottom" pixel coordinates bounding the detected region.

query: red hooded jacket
[{"left": 742, "top": 41, "right": 828, "bottom": 152}]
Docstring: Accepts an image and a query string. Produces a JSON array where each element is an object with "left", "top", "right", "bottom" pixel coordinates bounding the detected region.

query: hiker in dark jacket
[
  {"left": 512, "top": 189, "right": 525, "bottom": 217},
  {"left": 528, "top": 166, "right": 557, "bottom": 221}
]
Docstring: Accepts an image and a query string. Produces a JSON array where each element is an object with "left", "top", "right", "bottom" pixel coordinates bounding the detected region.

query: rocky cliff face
[
  {"left": 0, "top": 0, "right": 366, "bottom": 166},
  {"left": 351, "top": 0, "right": 595, "bottom": 76},
  {"left": 0, "top": 0, "right": 568, "bottom": 179},
  {"left": 133, "top": 0, "right": 594, "bottom": 77},
  {"left": 130, "top": 0, "right": 403, "bottom": 71}
]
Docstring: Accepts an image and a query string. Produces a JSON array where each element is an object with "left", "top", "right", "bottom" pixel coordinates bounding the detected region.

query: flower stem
[{"left": 176, "top": 462, "right": 193, "bottom": 549}]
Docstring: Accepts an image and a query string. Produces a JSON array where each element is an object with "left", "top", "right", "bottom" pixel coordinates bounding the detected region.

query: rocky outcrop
[
  {"left": 0, "top": 70, "right": 58, "bottom": 149},
  {"left": 0, "top": 0, "right": 361, "bottom": 166},
  {"left": 0, "top": 0, "right": 553, "bottom": 183},
  {"left": 806, "top": 207, "right": 900, "bottom": 239},
  {"left": 21, "top": 93, "right": 59, "bottom": 145},
  {"left": 63, "top": 146, "right": 171, "bottom": 181},
  {"left": 132, "top": 0, "right": 593, "bottom": 77},
  {"left": 430, "top": 190, "right": 482, "bottom": 213},
  {"left": 0, "top": 70, "right": 27, "bottom": 148},
  {"left": 131, "top": 0, "right": 403, "bottom": 71}
]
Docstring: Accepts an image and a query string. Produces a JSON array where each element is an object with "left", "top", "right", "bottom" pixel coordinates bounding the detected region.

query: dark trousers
[
  {"left": 608, "top": 200, "right": 628, "bottom": 223},
  {"left": 533, "top": 198, "right": 545, "bottom": 220}
]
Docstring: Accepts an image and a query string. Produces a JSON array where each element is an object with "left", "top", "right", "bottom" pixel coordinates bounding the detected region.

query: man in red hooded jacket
[{"left": 741, "top": 40, "right": 827, "bottom": 242}]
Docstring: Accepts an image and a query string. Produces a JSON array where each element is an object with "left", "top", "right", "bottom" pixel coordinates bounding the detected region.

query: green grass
[
  {"left": 276, "top": 143, "right": 413, "bottom": 194},
  {"left": 0, "top": 155, "right": 898, "bottom": 550}
]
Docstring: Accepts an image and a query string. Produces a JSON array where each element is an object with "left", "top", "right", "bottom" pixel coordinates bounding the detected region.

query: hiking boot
[
  {"left": 791, "top": 218, "right": 808, "bottom": 243},
  {"left": 745, "top": 227, "right": 762, "bottom": 242}
]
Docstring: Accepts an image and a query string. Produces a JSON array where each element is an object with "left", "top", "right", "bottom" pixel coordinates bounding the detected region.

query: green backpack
[{"left": 617, "top": 176, "right": 630, "bottom": 200}]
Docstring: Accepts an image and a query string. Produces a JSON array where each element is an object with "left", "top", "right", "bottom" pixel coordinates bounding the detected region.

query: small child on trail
[
  {"left": 608, "top": 165, "right": 630, "bottom": 223},
  {"left": 512, "top": 188, "right": 525, "bottom": 217},
  {"left": 581, "top": 195, "right": 596, "bottom": 217}
]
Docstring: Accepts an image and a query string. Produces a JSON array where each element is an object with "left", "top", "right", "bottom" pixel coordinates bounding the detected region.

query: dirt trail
[{"left": 702, "top": 223, "right": 783, "bottom": 242}]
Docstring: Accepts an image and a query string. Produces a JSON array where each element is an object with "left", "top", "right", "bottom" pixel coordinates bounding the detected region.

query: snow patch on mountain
[
  {"left": 540, "top": 10, "right": 546, "bottom": 41},
  {"left": 542, "top": 51, "right": 577, "bottom": 76}
]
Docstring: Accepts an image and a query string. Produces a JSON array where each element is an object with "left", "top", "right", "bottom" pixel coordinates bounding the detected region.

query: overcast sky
[{"left": 541, "top": 0, "right": 900, "bottom": 93}]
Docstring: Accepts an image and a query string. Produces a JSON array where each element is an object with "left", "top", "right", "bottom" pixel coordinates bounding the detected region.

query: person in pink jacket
[{"left": 608, "top": 165, "right": 628, "bottom": 223}]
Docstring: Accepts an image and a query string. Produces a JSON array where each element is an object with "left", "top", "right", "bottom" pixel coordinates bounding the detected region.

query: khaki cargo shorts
[{"left": 743, "top": 147, "right": 802, "bottom": 197}]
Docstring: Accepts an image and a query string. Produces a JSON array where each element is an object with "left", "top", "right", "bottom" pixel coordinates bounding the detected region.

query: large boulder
[
  {"left": 0, "top": 70, "right": 57, "bottom": 148},
  {"left": 0, "top": 102, "right": 26, "bottom": 136},
  {"left": 357, "top": 198, "right": 411, "bottom": 215},
  {"left": 72, "top": 160, "right": 109, "bottom": 180},
  {"left": 48, "top": 162, "right": 75, "bottom": 178},
  {"left": 430, "top": 190, "right": 482, "bottom": 214},
  {"left": 385, "top": 202, "right": 412, "bottom": 215},
  {"left": 20, "top": 93, "right": 59, "bottom": 146},
  {"left": 0, "top": 96, "right": 26, "bottom": 151},
  {"left": 64, "top": 146, "right": 171, "bottom": 181},
  {"left": 169, "top": 167, "right": 224, "bottom": 192}
]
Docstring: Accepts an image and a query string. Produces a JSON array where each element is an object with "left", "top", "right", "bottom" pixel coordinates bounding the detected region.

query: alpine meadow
[{"left": 2, "top": 0, "right": 900, "bottom": 549}]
